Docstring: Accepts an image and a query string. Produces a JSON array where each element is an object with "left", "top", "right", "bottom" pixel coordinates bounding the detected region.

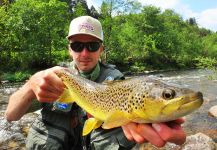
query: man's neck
[{"left": 78, "top": 63, "right": 100, "bottom": 81}]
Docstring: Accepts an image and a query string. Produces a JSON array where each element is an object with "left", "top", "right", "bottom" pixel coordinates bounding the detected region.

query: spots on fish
[
  {"left": 56, "top": 71, "right": 203, "bottom": 126},
  {"left": 58, "top": 73, "right": 151, "bottom": 114}
]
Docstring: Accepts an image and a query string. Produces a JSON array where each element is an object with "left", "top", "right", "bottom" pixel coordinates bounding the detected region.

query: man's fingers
[
  {"left": 137, "top": 124, "right": 165, "bottom": 147},
  {"left": 42, "top": 69, "right": 65, "bottom": 92},
  {"left": 152, "top": 122, "right": 186, "bottom": 145},
  {"left": 122, "top": 124, "right": 134, "bottom": 141},
  {"left": 173, "top": 118, "right": 185, "bottom": 124},
  {"left": 35, "top": 88, "right": 61, "bottom": 102},
  {"left": 28, "top": 66, "right": 69, "bottom": 102},
  {"left": 128, "top": 123, "right": 146, "bottom": 143},
  {"left": 122, "top": 123, "right": 147, "bottom": 143}
]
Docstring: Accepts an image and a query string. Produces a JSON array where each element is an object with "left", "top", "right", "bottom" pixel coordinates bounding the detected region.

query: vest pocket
[
  {"left": 90, "top": 128, "right": 135, "bottom": 150},
  {"left": 26, "top": 118, "right": 68, "bottom": 150}
]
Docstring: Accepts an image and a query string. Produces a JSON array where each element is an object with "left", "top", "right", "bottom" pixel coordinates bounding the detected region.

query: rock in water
[
  {"left": 132, "top": 133, "right": 217, "bottom": 150},
  {"left": 209, "top": 105, "right": 217, "bottom": 118},
  {"left": 181, "top": 133, "right": 217, "bottom": 150},
  {"left": 0, "top": 112, "right": 38, "bottom": 150}
]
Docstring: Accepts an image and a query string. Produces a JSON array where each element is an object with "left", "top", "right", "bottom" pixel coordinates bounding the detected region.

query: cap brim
[{"left": 66, "top": 33, "right": 103, "bottom": 42}]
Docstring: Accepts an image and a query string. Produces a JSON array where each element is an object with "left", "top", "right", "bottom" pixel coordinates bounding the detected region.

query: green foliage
[
  {"left": 73, "top": 2, "right": 87, "bottom": 17},
  {"left": 195, "top": 57, "right": 217, "bottom": 69},
  {"left": 196, "top": 33, "right": 217, "bottom": 80},
  {"left": 201, "top": 33, "right": 217, "bottom": 57},
  {"left": 1, "top": 71, "right": 32, "bottom": 82},
  {"left": 0, "top": 0, "right": 69, "bottom": 71},
  {"left": 195, "top": 57, "right": 217, "bottom": 80},
  {"left": 99, "top": 3, "right": 210, "bottom": 71},
  {"left": 0, "top": 0, "right": 217, "bottom": 77}
]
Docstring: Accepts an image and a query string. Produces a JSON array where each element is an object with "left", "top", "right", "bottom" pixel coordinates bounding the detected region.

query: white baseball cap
[{"left": 67, "top": 16, "right": 103, "bottom": 41}]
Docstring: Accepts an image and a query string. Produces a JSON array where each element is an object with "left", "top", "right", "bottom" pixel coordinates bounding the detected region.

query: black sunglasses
[{"left": 70, "top": 42, "right": 101, "bottom": 52}]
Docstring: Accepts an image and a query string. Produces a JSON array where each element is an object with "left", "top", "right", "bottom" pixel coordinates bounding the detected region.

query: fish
[{"left": 56, "top": 70, "right": 203, "bottom": 136}]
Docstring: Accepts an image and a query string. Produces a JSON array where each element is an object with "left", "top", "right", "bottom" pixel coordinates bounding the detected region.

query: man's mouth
[{"left": 80, "top": 61, "right": 91, "bottom": 64}]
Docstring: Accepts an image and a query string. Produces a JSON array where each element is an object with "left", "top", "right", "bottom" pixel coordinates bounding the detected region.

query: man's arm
[
  {"left": 5, "top": 81, "right": 36, "bottom": 121},
  {"left": 5, "top": 66, "right": 66, "bottom": 121}
]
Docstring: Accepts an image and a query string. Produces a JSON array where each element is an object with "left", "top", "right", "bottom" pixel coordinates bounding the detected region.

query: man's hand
[
  {"left": 29, "top": 66, "right": 67, "bottom": 102},
  {"left": 5, "top": 66, "right": 69, "bottom": 121},
  {"left": 121, "top": 118, "right": 186, "bottom": 148}
]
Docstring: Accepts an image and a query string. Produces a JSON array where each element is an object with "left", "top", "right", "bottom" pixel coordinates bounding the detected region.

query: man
[{"left": 5, "top": 16, "right": 186, "bottom": 150}]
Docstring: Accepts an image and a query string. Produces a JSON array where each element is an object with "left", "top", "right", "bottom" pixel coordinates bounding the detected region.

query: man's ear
[
  {"left": 100, "top": 44, "right": 104, "bottom": 53},
  {"left": 68, "top": 46, "right": 73, "bottom": 57}
]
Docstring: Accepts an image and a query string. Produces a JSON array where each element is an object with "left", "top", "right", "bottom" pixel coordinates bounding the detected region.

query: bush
[{"left": 1, "top": 71, "right": 32, "bottom": 82}]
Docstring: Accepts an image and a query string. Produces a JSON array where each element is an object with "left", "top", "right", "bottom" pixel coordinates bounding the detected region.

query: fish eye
[{"left": 162, "top": 89, "right": 176, "bottom": 100}]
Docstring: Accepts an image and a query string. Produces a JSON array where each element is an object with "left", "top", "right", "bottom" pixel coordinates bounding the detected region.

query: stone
[
  {"left": 132, "top": 133, "right": 217, "bottom": 150},
  {"left": 0, "top": 112, "right": 38, "bottom": 150},
  {"left": 209, "top": 105, "right": 217, "bottom": 118},
  {"left": 181, "top": 133, "right": 217, "bottom": 150}
]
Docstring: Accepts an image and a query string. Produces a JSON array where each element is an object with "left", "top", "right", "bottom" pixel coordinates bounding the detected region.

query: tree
[
  {"left": 202, "top": 33, "right": 217, "bottom": 58},
  {"left": 186, "top": 17, "right": 197, "bottom": 26},
  {"left": 1, "top": 0, "right": 69, "bottom": 71},
  {"left": 73, "top": 1, "right": 87, "bottom": 17},
  {"left": 1, "top": 1, "right": 216, "bottom": 73},
  {"left": 99, "top": 0, "right": 142, "bottom": 62},
  {"left": 90, "top": 5, "right": 100, "bottom": 18}
]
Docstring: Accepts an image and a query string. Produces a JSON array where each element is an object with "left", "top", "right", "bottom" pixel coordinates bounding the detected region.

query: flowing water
[
  {"left": 0, "top": 69, "right": 216, "bottom": 149},
  {"left": 156, "top": 69, "right": 217, "bottom": 142}
]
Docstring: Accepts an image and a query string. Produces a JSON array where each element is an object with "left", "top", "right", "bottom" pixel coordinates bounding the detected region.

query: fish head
[{"left": 132, "top": 78, "right": 203, "bottom": 122}]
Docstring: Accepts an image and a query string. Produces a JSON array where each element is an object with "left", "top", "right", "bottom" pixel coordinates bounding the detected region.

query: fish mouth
[
  {"left": 161, "top": 92, "right": 204, "bottom": 118},
  {"left": 178, "top": 92, "right": 203, "bottom": 110}
]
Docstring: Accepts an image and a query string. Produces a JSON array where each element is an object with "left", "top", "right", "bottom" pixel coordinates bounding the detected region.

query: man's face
[{"left": 69, "top": 34, "right": 103, "bottom": 72}]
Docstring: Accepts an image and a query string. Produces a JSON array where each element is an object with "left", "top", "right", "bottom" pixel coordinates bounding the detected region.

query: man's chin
[
  {"left": 77, "top": 61, "right": 96, "bottom": 72},
  {"left": 79, "top": 65, "right": 92, "bottom": 72}
]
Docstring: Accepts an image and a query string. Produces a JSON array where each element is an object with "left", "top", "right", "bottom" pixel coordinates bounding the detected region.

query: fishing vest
[{"left": 26, "top": 62, "right": 135, "bottom": 150}]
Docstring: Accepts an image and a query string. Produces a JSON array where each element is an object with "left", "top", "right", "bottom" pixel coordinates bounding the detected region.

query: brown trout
[{"left": 56, "top": 70, "right": 203, "bottom": 136}]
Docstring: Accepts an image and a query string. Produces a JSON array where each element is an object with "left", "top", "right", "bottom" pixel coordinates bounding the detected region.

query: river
[
  {"left": 156, "top": 69, "right": 217, "bottom": 141},
  {"left": 0, "top": 69, "right": 217, "bottom": 149}
]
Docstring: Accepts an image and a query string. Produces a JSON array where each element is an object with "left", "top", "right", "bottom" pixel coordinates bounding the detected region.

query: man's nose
[{"left": 80, "top": 47, "right": 90, "bottom": 56}]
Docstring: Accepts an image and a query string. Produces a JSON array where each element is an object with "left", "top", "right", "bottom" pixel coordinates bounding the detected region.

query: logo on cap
[{"left": 79, "top": 22, "right": 94, "bottom": 32}]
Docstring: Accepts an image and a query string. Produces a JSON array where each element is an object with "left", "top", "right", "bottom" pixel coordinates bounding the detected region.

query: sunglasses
[{"left": 70, "top": 41, "right": 101, "bottom": 52}]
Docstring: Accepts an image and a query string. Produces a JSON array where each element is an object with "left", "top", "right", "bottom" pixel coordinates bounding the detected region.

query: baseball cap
[{"left": 67, "top": 16, "right": 103, "bottom": 41}]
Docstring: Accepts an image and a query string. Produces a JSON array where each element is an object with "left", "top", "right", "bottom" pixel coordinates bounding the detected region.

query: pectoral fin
[
  {"left": 102, "top": 111, "right": 130, "bottom": 129},
  {"left": 57, "top": 88, "right": 74, "bottom": 103},
  {"left": 131, "top": 109, "right": 151, "bottom": 123},
  {"left": 83, "top": 118, "right": 103, "bottom": 136}
]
